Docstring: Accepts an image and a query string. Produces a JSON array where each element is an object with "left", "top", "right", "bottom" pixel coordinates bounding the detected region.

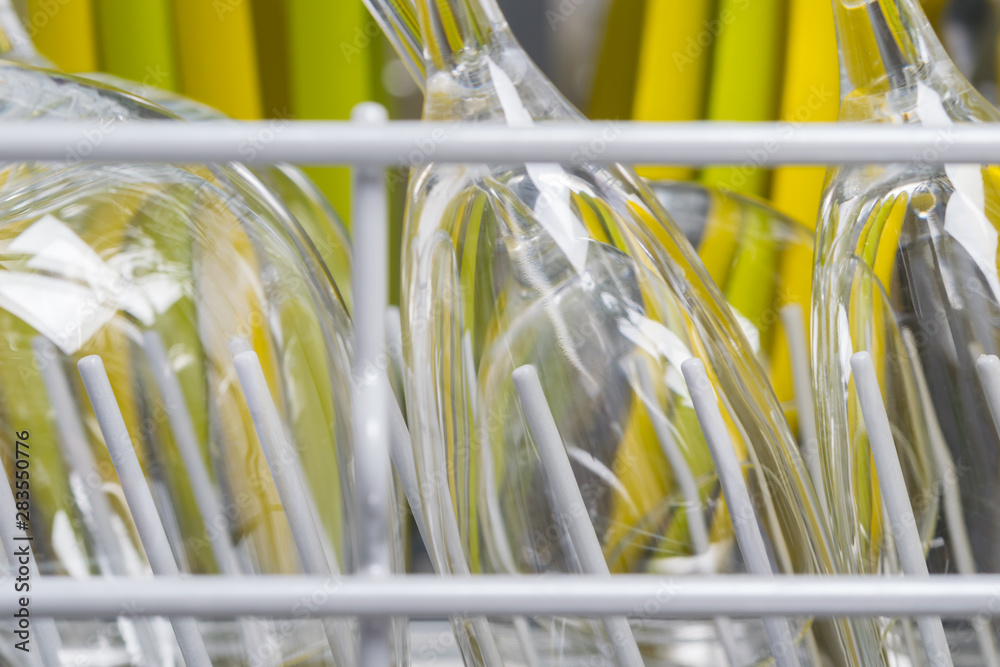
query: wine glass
[
  {"left": 0, "top": 29, "right": 400, "bottom": 667},
  {"left": 815, "top": 0, "right": 1000, "bottom": 663},
  {"left": 366, "top": 0, "right": 880, "bottom": 664}
]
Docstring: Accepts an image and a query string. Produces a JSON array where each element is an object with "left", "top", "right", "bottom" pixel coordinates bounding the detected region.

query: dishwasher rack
[{"left": 3, "top": 110, "right": 1000, "bottom": 667}]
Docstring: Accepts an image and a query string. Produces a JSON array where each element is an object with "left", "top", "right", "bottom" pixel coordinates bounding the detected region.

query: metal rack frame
[
  {"left": 0, "top": 121, "right": 999, "bottom": 164},
  {"left": 4, "top": 114, "right": 1000, "bottom": 666}
]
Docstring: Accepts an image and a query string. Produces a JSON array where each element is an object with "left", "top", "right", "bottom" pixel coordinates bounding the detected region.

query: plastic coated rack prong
[
  {"left": 905, "top": 341, "right": 1000, "bottom": 667},
  {"left": 351, "top": 101, "right": 394, "bottom": 667},
  {"left": 231, "top": 346, "right": 359, "bottom": 667},
  {"left": 33, "top": 338, "right": 129, "bottom": 576},
  {"left": 850, "top": 351, "right": 953, "bottom": 667},
  {"left": 77, "top": 355, "right": 212, "bottom": 667},
  {"left": 143, "top": 332, "right": 242, "bottom": 576},
  {"left": 682, "top": 357, "right": 803, "bottom": 667},
  {"left": 513, "top": 364, "right": 644, "bottom": 667},
  {"left": 633, "top": 361, "right": 742, "bottom": 666},
  {"left": 973, "top": 354, "right": 1000, "bottom": 667},
  {"left": 33, "top": 337, "right": 164, "bottom": 665},
  {"left": 142, "top": 331, "right": 279, "bottom": 666},
  {"left": 779, "top": 304, "right": 827, "bottom": 518}
]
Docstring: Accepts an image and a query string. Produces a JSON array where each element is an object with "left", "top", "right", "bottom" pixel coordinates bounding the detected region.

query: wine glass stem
[
  {"left": 412, "top": 0, "right": 505, "bottom": 71},
  {"left": 362, "top": 0, "right": 427, "bottom": 89}
]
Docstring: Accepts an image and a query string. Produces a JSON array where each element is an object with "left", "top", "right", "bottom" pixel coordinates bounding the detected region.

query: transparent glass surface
[
  {"left": 77, "top": 71, "right": 356, "bottom": 315},
  {"left": 0, "top": 60, "right": 401, "bottom": 665},
  {"left": 364, "top": 0, "right": 878, "bottom": 664},
  {"left": 651, "top": 182, "right": 815, "bottom": 434},
  {"left": 816, "top": 0, "right": 1000, "bottom": 663}
]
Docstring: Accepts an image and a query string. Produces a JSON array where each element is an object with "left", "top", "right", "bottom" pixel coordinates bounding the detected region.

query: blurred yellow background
[{"left": 22, "top": 0, "right": 384, "bottom": 222}]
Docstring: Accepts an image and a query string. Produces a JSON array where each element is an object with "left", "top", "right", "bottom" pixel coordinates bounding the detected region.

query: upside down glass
[
  {"left": 366, "top": 0, "right": 880, "bottom": 664},
  {"left": 0, "top": 15, "right": 401, "bottom": 667},
  {"left": 0, "top": 2, "right": 357, "bottom": 318},
  {"left": 815, "top": 0, "right": 1000, "bottom": 663},
  {"left": 77, "top": 72, "right": 357, "bottom": 314}
]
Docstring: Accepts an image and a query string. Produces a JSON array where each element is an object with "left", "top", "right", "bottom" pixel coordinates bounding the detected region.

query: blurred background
[{"left": 12, "top": 0, "right": 995, "bottom": 235}]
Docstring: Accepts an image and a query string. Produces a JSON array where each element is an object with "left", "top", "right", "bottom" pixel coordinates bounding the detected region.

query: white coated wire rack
[{"left": 4, "top": 111, "right": 1000, "bottom": 667}]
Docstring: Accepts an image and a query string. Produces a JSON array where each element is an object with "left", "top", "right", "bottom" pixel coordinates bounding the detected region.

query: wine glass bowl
[{"left": 0, "top": 58, "right": 381, "bottom": 666}]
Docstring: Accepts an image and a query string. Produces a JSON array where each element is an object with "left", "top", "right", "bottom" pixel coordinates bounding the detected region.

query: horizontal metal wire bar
[
  {"left": 0, "top": 121, "right": 996, "bottom": 166},
  {"left": 7, "top": 575, "right": 1000, "bottom": 619}
]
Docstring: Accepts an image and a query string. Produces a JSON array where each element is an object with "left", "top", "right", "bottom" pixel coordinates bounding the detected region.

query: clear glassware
[
  {"left": 0, "top": 12, "right": 402, "bottom": 666},
  {"left": 0, "top": 0, "right": 354, "bottom": 318},
  {"left": 815, "top": 0, "right": 1000, "bottom": 662},
  {"left": 366, "top": 1, "right": 878, "bottom": 665},
  {"left": 37, "top": 67, "right": 355, "bottom": 316},
  {"left": 78, "top": 72, "right": 355, "bottom": 314},
  {"left": 650, "top": 182, "right": 816, "bottom": 437}
]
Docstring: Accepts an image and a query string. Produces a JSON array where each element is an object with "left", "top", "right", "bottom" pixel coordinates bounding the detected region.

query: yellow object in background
[
  {"left": 770, "top": 0, "right": 839, "bottom": 229},
  {"left": 633, "top": 0, "right": 714, "bottom": 181},
  {"left": 94, "top": 0, "right": 178, "bottom": 91},
  {"left": 697, "top": 191, "right": 744, "bottom": 286},
  {"left": 700, "top": 0, "right": 787, "bottom": 365},
  {"left": 252, "top": 0, "right": 290, "bottom": 118},
  {"left": 588, "top": 0, "right": 646, "bottom": 120},
  {"left": 701, "top": 0, "right": 787, "bottom": 197},
  {"left": 25, "top": 0, "right": 97, "bottom": 71},
  {"left": 765, "top": 0, "right": 836, "bottom": 431},
  {"left": 287, "top": 0, "right": 379, "bottom": 223},
  {"left": 172, "top": 0, "right": 262, "bottom": 119},
  {"left": 767, "top": 224, "right": 813, "bottom": 429}
]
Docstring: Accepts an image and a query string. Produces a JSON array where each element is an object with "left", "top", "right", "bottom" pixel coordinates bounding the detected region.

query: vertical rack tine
[
  {"left": 32, "top": 337, "right": 165, "bottom": 666},
  {"left": 973, "top": 354, "right": 1000, "bottom": 665},
  {"left": 457, "top": 320, "right": 539, "bottom": 667},
  {"left": 779, "top": 304, "right": 828, "bottom": 517},
  {"left": 231, "top": 347, "right": 359, "bottom": 667},
  {"left": 780, "top": 301, "right": 838, "bottom": 663},
  {"left": 386, "top": 378, "right": 425, "bottom": 539},
  {"left": 385, "top": 313, "right": 505, "bottom": 666},
  {"left": 143, "top": 332, "right": 241, "bottom": 575},
  {"left": 850, "top": 351, "right": 953, "bottom": 667},
  {"left": 77, "top": 355, "right": 212, "bottom": 667},
  {"left": 902, "top": 342, "right": 997, "bottom": 667},
  {"left": 435, "top": 461, "right": 506, "bottom": 667},
  {"left": 512, "top": 618, "right": 542, "bottom": 667},
  {"left": 384, "top": 370, "right": 511, "bottom": 667},
  {"left": 32, "top": 338, "right": 128, "bottom": 575},
  {"left": 681, "top": 358, "right": 802, "bottom": 667},
  {"left": 350, "top": 101, "right": 393, "bottom": 667},
  {"left": 142, "top": 331, "right": 279, "bottom": 666},
  {"left": 634, "top": 362, "right": 742, "bottom": 666},
  {"left": 0, "top": 452, "right": 61, "bottom": 667},
  {"left": 231, "top": 347, "right": 336, "bottom": 577},
  {"left": 512, "top": 364, "right": 644, "bottom": 667},
  {"left": 383, "top": 308, "right": 425, "bottom": 532}
]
